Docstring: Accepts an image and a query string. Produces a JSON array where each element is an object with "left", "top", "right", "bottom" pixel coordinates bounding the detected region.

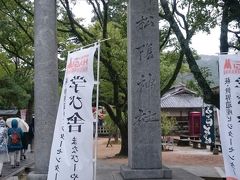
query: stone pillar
[
  {"left": 120, "top": 0, "right": 172, "bottom": 179},
  {"left": 29, "top": 0, "right": 58, "bottom": 179}
]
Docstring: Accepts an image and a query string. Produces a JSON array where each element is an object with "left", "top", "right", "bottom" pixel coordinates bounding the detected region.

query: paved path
[
  {"left": 1, "top": 151, "right": 34, "bottom": 180},
  {"left": 1, "top": 138, "right": 226, "bottom": 179},
  {"left": 1, "top": 154, "right": 226, "bottom": 180}
]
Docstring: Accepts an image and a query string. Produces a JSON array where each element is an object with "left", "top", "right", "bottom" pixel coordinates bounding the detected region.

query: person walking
[
  {"left": 0, "top": 118, "right": 9, "bottom": 176},
  {"left": 27, "top": 118, "right": 34, "bottom": 152},
  {"left": 7, "top": 119, "right": 23, "bottom": 168},
  {"left": 21, "top": 131, "right": 28, "bottom": 160}
]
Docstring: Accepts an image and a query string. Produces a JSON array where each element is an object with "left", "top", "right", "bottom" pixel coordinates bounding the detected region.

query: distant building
[
  {"left": 161, "top": 84, "right": 203, "bottom": 135},
  {"left": 0, "top": 109, "right": 19, "bottom": 120},
  {"left": 169, "top": 55, "right": 220, "bottom": 135}
]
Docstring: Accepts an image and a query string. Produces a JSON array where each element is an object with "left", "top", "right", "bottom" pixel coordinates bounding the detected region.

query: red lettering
[{"left": 224, "top": 59, "right": 232, "bottom": 70}]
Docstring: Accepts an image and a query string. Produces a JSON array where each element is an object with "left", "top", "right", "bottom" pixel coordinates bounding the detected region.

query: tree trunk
[
  {"left": 220, "top": 1, "right": 229, "bottom": 53},
  {"left": 161, "top": 51, "right": 184, "bottom": 96},
  {"left": 160, "top": 0, "right": 220, "bottom": 108},
  {"left": 118, "top": 124, "right": 128, "bottom": 156}
]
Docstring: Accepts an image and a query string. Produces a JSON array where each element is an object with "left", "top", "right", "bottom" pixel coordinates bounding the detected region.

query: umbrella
[{"left": 6, "top": 117, "right": 29, "bottom": 132}]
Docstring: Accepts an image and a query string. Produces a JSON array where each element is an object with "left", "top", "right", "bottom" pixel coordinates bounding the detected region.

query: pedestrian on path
[
  {"left": 7, "top": 119, "right": 23, "bottom": 168},
  {"left": 27, "top": 117, "right": 34, "bottom": 153},
  {"left": 0, "top": 118, "right": 9, "bottom": 177},
  {"left": 21, "top": 131, "right": 28, "bottom": 160}
]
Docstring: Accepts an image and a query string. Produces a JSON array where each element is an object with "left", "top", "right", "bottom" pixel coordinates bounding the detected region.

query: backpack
[{"left": 10, "top": 130, "right": 20, "bottom": 144}]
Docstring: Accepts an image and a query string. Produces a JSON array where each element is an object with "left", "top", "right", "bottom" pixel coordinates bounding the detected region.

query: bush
[{"left": 161, "top": 112, "right": 177, "bottom": 137}]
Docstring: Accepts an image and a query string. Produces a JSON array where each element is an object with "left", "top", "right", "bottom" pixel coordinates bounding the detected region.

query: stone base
[
  {"left": 115, "top": 167, "right": 204, "bottom": 180},
  {"left": 27, "top": 172, "right": 47, "bottom": 180},
  {"left": 120, "top": 165, "right": 172, "bottom": 179}
]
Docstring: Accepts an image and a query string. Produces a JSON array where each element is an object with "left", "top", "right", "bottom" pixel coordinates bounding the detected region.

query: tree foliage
[
  {"left": 0, "top": 76, "right": 30, "bottom": 108},
  {"left": 0, "top": 0, "right": 34, "bottom": 121},
  {"left": 160, "top": 0, "right": 240, "bottom": 109},
  {"left": 0, "top": 0, "right": 34, "bottom": 66},
  {"left": 160, "top": 0, "right": 220, "bottom": 107},
  {"left": 161, "top": 112, "right": 177, "bottom": 138}
]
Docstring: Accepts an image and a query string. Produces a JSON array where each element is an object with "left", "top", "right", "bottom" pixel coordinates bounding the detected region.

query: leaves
[
  {"left": 0, "top": 0, "right": 34, "bottom": 66},
  {"left": 161, "top": 112, "right": 177, "bottom": 136},
  {"left": 0, "top": 76, "right": 30, "bottom": 108}
]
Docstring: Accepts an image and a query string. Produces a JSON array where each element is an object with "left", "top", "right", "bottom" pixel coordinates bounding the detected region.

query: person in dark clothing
[
  {"left": 27, "top": 118, "right": 34, "bottom": 152},
  {"left": 21, "top": 132, "right": 28, "bottom": 160},
  {"left": 7, "top": 119, "right": 23, "bottom": 168}
]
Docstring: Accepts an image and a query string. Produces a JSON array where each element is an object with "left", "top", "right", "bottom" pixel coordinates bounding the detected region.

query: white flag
[
  {"left": 48, "top": 45, "right": 98, "bottom": 180},
  {"left": 219, "top": 54, "right": 240, "bottom": 180}
]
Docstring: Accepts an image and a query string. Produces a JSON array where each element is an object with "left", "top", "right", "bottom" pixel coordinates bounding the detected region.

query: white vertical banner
[
  {"left": 48, "top": 44, "right": 98, "bottom": 180},
  {"left": 219, "top": 54, "right": 240, "bottom": 180},
  {"left": 20, "top": 109, "right": 27, "bottom": 121}
]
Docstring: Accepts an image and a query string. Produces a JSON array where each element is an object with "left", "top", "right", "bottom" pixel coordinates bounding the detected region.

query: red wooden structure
[{"left": 188, "top": 112, "right": 201, "bottom": 136}]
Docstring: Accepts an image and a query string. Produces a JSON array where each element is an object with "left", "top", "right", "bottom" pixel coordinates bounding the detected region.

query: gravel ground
[{"left": 97, "top": 137, "right": 224, "bottom": 167}]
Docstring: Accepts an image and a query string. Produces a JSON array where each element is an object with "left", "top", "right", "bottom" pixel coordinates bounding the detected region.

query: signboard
[
  {"left": 219, "top": 54, "right": 240, "bottom": 180},
  {"left": 201, "top": 105, "right": 214, "bottom": 144},
  {"left": 47, "top": 45, "right": 98, "bottom": 180}
]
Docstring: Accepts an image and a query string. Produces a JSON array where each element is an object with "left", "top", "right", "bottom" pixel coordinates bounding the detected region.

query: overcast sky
[
  {"left": 191, "top": 28, "right": 220, "bottom": 55},
  {"left": 73, "top": 2, "right": 220, "bottom": 56}
]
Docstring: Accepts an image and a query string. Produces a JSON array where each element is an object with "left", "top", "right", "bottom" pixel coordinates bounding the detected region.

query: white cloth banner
[
  {"left": 48, "top": 45, "right": 98, "bottom": 180},
  {"left": 20, "top": 109, "right": 27, "bottom": 121},
  {"left": 219, "top": 54, "right": 240, "bottom": 180}
]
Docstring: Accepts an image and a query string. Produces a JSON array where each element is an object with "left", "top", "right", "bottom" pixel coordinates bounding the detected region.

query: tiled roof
[
  {"left": 161, "top": 93, "right": 203, "bottom": 108},
  {"left": 161, "top": 84, "right": 203, "bottom": 108},
  {"left": 0, "top": 109, "right": 18, "bottom": 115}
]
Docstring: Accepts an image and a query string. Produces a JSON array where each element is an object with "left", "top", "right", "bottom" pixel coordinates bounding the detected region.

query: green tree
[
  {"left": 161, "top": 112, "right": 177, "bottom": 138},
  {"left": 218, "top": 0, "right": 240, "bottom": 52},
  {"left": 160, "top": 0, "right": 240, "bottom": 108},
  {"left": 160, "top": 50, "right": 186, "bottom": 95},
  {"left": 0, "top": 76, "right": 30, "bottom": 108},
  {"left": 59, "top": 0, "right": 191, "bottom": 156},
  {"left": 0, "top": 0, "right": 71, "bottom": 120},
  {"left": 0, "top": 0, "right": 34, "bottom": 66},
  {"left": 160, "top": 0, "right": 220, "bottom": 107},
  {"left": 59, "top": 0, "right": 130, "bottom": 155},
  {"left": 104, "top": 113, "right": 120, "bottom": 144},
  {"left": 3, "top": 0, "right": 234, "bottom": 156},
  {"left": 0, "top": 0, "right": 34, "bottom": 119}
]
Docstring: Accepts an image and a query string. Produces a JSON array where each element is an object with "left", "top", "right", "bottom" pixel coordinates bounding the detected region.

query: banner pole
[
  {"left": 69, "top": 38, "right": 111, "bottom": 54},
  {"left": 93, "top": 40, "right": 101, "bottom": 180}
]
